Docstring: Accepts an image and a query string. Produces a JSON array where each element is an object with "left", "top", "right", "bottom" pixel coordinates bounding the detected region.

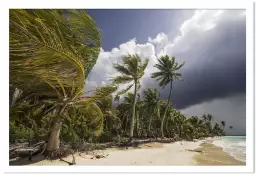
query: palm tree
[
  {"left": 221, "top": 120, "right": 226, "bottom": 130},
  {"left": 188, "top": 116, "right": 199, "bottom": 138},
  {"left": 134, "top": 94, "right": 144, "bottom": 138},
  {"left": 10, "top": 9, "right": 116, "bottom": 152},
  {"left": 199, "top": 114, "right": 213, "bottom": 137},
  {"left": 97, "top": 95, "right": 121, "bottom": 138},
  {"left": 143, "top": 88, "right": 160, "bottom": 136},
  {"left": 151, "top": 56, "right": 185, "bottom": 138},
  {"left": 206, "top": 114, "right": 213, "bottom": 122},
  {"left": 202, "top": 114, "right": 207, "bottom": 121},
  {"left": 112, "top": 54, "right": 149, "bottom": 141},
  {"left": 165, "top": 107, "right": 177, "bottom": 138},
  {"left": 213, "top": 123, "right": 222, "bottom": 136}
]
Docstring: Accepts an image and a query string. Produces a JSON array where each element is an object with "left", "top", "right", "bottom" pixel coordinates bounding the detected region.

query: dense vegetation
[{"left": 9, "top": 10, "right": 231, "bottom": 157}]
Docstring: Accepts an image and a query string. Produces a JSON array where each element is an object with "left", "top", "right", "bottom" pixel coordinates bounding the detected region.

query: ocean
[{"left": 212, "top": 136, "right": 246, "bottom": 162}]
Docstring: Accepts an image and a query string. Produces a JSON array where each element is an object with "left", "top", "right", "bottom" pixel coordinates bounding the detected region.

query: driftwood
[
  {"left": 59, "top": 153, "right": 76, "bottom": 165},
  {"left": 118, "top": 138, "right": 175, "bottom": 147},
  {"left": 9, "top": 145, "right": 24, "bottom": 152},
  {"left": 10, "top": 137, "right": 176, "bottom": 162},
  {"left": 9, "top": 141, "right": 46, "bottom": 160},
  {"left": 186, "top": 149, "right": 204, "bottom": 153},
  {"left": 91, "top": 154, "right": 109, "bottom": 159}
]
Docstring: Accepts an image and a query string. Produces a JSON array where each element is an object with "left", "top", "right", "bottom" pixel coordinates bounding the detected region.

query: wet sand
[{"left": 194, "top": 141, "right": 245, "bottom": 166}]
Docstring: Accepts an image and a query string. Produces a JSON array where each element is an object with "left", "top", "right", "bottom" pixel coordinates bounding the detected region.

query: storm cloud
[
  {"left": 180, "top": 94, "right": 246, "bottom": 135},
  {"left": 85, "top": 10, "right": 246, "bottom": 135},
  {"left": 144, "top": 10, "right": 246, "bottom": 110}
]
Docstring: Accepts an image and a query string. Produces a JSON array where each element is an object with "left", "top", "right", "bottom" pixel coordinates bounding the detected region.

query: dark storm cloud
[
  {"left": 181, "top": 94, "right": 246, "bottom": 135},
  {"left": 155, "top": 10, "right": 246, "bottom": 109}
]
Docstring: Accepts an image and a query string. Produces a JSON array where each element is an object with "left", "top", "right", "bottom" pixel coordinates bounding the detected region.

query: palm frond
[
  {"left": 111, "top": 75, "right": 133, "bottom": 84},
  {"left": 116, "top": 83, "right": 134, "bottom": 96},
  {"left": 10, "top": 9, "right": 101, "bottom": 102},
  {"left": 113, "top": 64, "right": 132, "bottom": 76}
]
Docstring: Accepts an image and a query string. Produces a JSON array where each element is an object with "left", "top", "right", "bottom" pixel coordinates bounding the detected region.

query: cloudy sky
[{"left": 85, "top": 10, "right": 246, "bottom": 135}]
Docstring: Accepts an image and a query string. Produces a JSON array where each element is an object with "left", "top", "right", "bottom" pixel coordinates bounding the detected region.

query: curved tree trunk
[
  {"left": 46, "top": 117, "right": 62, "bottom": 151},
  {"left": 129, "top": 80, "right": 137, "bottom": 142},
  {"left": 46, "top": 104, "right": 67, "bottom": 152},
  {"left": 161, "top": 81, "right": 173, "bottom": 138}
]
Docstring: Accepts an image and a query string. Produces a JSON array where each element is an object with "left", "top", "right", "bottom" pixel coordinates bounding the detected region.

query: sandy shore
[
  {"left": 194, "top": 140, "right": 245, "bottom": 166},
  {"left": 10, "top": 138, "right": 245, "bottom": 166},
  {"left": 10, "top": 140, "right": 204, "bottom": 166}
]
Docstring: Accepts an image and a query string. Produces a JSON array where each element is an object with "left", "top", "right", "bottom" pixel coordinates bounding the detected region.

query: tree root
[
  {"left": 45, "top": 147, "right": 73, "bottom": 160},
  {"left": 59, "top": 153, "right": 76, "bottom": 165}
]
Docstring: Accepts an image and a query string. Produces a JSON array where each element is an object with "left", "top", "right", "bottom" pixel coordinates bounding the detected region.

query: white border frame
[{"left": 1, "top": 0, "right": 254, "bottom": 173}]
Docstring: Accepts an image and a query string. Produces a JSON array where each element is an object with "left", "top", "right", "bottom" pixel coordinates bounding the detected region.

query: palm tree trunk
[
  {"left": 125, "top": 115, "right": 129, "bottom": 133},
  {"left": 129, "top": 80, "right": 137, "bottom": 141},
  {"left": 165, "top": 118, "right": 170, "bottom": 137},
  {"left": 161, "top": 81, "right": 173, "bottom": 138},
  {"left": 46, "top": 104, "right": 67, "bottom": 152},
  {"left": 136, "top": 111, "right": 140, "bottom": 137},
  {"left": 179, "top": 125, "right": 182, "bottom": 138},
  {"left": 147, "top": 108, "right": 154, "bottom": 136}
]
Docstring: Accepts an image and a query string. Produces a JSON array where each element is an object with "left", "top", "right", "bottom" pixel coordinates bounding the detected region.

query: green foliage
[
  {"left": 111, "top": 54, "right": 149, "bottom": 96},
  {"left": 10, "top": 121, "right": 35, "bottom": 142},
  {"left": 9, "top": 10, "right": 227, "bottom": 146},
  {"left": 95, "top": 131, "right": 113, "bottom": 143},
  {"left": 9, "top": 10, "right": 119, "bottom": 150},
  {"left": 151, "top": 56, "right": 185, "bottom": 88},
  {"left": 10, "top": 10, "right": 101, "bottom": 102}
]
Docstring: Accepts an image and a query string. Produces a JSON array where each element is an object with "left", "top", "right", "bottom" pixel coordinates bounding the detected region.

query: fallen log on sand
[
  {"left": 118, "top": 138, "right": 175, "bottom": 148},
  {"left": 186, "top": 149, "right": 204, "bottom": 153}
]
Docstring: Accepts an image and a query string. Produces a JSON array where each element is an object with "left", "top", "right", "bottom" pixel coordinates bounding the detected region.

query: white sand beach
[
  {"left": 22, "top": 140, "right": 205, "bottom": 166},
  {"left": 10, "top": 137, "right": 245, "bottom": 166}
]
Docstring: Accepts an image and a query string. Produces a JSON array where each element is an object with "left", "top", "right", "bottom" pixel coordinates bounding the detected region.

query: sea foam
[{"left": 212, "top": 136, "right": 246, "bottom": 162}]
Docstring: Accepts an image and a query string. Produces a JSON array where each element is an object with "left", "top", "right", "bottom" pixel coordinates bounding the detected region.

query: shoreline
[
  {"left": 10, "top": 138, "right": 245, "bottom": 166},
  {"left": 194, "top": 140, "right": 245, "bottom": 166}
]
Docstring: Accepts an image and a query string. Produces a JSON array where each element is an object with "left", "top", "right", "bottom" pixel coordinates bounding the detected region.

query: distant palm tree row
[
  {"left": 9, "top": 10, "right": 231, "bottom": 156},
  {"left": 109, "top": 54, "right": 229, "bottom": 141}
]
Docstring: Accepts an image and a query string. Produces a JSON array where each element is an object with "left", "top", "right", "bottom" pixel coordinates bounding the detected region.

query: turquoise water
[{"left": 212, "top": 136, "right": 246, "bottom": 162}]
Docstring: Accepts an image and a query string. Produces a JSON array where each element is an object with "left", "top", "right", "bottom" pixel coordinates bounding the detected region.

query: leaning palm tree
[
  {"left": 213, "top": 123, "right": 222, "bottom": 136},
  {"left": 151, "top": 56, "right": 185, "bottom": 138},
  {"left": 221, "top": 120, "right": 226, "bottom": 130},
  {"left": 10, "top": 9, "right": 116, "bottom": 153},
  {"left": 112, "top": 54, "right": 149, "bottom": 141}
]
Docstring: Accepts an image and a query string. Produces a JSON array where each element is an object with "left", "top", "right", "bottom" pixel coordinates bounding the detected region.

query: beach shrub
[
  {"left": 94, "top": 131, "right": 113, "bottom": 143},
  {"left": 9, "top": 121, "right": 35, "bottom": 142}
]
